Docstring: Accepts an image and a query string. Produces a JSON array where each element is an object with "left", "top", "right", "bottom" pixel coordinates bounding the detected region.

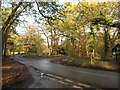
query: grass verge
[{"left": 52, "top": 57, "right": 119, "bottom": 72}]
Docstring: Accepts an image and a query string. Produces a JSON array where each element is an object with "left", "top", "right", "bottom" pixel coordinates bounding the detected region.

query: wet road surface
[
  {"left": 27, "top": 66, "right": 93, "bottom": 88},
  {"left": 14, "top": 55, "right": 119, "bottom": 88}
]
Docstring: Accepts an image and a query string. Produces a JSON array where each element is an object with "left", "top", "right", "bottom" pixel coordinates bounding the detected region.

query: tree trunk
[
  {"left": 2, "top": 2, "right": 23, "bottom": 60},
  {"left": 103, "top": 27, "right": 109, "bottom": 59}
]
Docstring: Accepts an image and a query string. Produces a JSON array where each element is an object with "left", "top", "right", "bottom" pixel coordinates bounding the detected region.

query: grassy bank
[{"left": 52, "top": 57, "right": 119, "bottom": 72}]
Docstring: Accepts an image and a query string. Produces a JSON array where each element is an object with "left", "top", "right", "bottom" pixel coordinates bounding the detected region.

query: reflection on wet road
[
  {"left": 28, "top": 66, "right": 95, "bottom": 89},
  {"left": 15, "top": 56, "right": 118, "bottom": 88}
]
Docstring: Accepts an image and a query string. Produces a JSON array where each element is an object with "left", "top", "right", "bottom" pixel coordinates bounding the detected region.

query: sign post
[{"left": 112, "top": 44, "right": 120, "bottom": 63}]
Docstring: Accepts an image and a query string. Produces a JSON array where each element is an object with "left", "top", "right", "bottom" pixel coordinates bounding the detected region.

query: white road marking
[
  {"left": 78, "top": 83, "right": 90, "bottom": 87},
  {"left": 58, "top": 81, "right": 66, "bottom": 84},
  {"left": 48, "top": 77, "right": 56, "bottom": 81},
  {"left": 64, "top": 79, "right": 74, "bottom": 83},
  {"left": 48, "top": 75, "right": 68, "bottom": 85},
  {"left": 72, "top": 85, "right": 83, "bottom": 89},
  {"left": 47, "top": 74, "right": 55, "bottom": 77},
  {"left": 54, "top": 75, "right": 63, "bottom": 80},
  {"left": 47, "top": 74, "right": 64, "bottom": 80},
  {"left": 47, "top": 73, "right": 91, "bottom": 88}
]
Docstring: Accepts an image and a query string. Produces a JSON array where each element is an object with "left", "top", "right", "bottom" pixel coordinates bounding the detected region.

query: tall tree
[{"left": 2, "top": 2, "right": 32, "bottom": 60}]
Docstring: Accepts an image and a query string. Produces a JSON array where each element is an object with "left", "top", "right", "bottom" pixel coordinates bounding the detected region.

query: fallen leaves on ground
[{"left": 2, "top": 59, "right": 28, "bottom": 88}]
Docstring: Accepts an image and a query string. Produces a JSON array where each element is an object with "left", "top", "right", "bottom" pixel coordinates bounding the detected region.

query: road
[{"left": 14, "top": 55, "right": 119, "bottom": 88}]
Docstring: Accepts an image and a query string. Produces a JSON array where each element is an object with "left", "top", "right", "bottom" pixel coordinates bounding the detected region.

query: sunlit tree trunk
[
  {"left": 89, "top": 27, "right": 95, "bottom": 64},
  {"left": 103, "top": 26, "right": 110, "bottom": 59},
  {"left": 0, "top": 1, "right": 2, "bottom": 61},
  {"left": 2, "top": 2, "right": 23, "bottom": 60}
]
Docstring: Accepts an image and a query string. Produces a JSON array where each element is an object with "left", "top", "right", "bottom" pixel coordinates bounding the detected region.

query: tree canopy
[{"left": 1, "top": 1, "right": 119, "bottom": 60}]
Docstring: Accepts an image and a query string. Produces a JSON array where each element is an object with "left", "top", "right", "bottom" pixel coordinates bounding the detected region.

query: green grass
[
  {"left": 63, "top": 57, "right": 118, "bottom": 72},
  {"left": 64, "top": 57, "right": 90, "bottom": 65}
]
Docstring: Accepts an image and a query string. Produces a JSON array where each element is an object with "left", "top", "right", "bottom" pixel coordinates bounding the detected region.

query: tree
[
  {"left": 2, "top": 2, "right": 32, "bottom": 60},
  {"left": 91, "top": 11, "right": 119, "bottom": 59},
  {"left": 35, "top": 2, "right": 62, "bottom": 55},
  {"left": 2, "top": 1, "right": 119, "bottom": 60},
  {"left": 23, "top": 24, "right": 44, "bottom": 54}
]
